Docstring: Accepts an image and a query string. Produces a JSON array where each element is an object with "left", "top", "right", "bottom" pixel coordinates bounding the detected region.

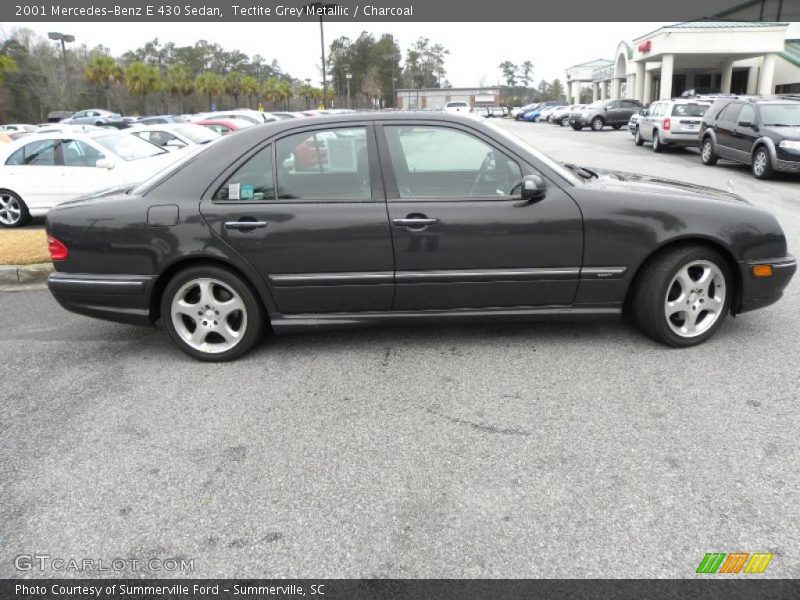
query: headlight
[{"left": 779, "top": 140, "right": 800, "bottom": 151}]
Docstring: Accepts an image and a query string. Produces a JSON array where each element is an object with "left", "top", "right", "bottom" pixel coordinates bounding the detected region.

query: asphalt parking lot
[{"left": 1, "top": 119, "right": 798, "bottom": 579}]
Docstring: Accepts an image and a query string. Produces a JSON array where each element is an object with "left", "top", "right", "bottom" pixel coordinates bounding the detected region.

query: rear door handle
[
  {"left": 224, "top": 220, "right": 268, "bottom": 230},
  {"left": 392, "top": 218, "right": 438, "bottom": 227}
]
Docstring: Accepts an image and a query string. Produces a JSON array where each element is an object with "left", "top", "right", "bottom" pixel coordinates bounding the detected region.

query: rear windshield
[
  {"left": 672, "top": 104, "right": 708, "bottom": 117},
  {"left": 759, "top": 103, "right": 800, "bottom": 127},
  {"left": 94, "top": 133, "right": 166, "bottom": 161}
]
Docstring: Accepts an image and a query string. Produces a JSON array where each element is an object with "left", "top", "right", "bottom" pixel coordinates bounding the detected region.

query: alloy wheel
[
  {"left": 753, "top": 150, "right": 767, "bottom": 177},
  {"left": 170, "top": 278, "right": 248, "bottom": 354},
  {"left": 664, "top": 260, "right": 726, "bottom": 338},
  {"left": 702, "top": 141, "right": 712, "bottom": 161},
  {"left": 0, "top": 194, "right": 22, "bottom": 226}
]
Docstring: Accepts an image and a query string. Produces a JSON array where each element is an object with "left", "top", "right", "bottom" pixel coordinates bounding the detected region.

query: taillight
[
  {"left": 47, "top": 234, "right": 68, "bottom": 261},
  {"left": 663, "top": 117, "right": 671, "bottom": 131}
]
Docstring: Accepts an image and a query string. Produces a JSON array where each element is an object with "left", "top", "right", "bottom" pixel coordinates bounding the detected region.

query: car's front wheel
[
  {"left": 0, "top": 190, "right": 30, "bottom": 228},
  {"left": 634, "top": 127, "right": 644, "bottom": 146},
  {"left": 591, "top": 117, "right": 605, "bottom": 131},
  {"left": 701, "top": 137, "right": 718, "bottom": 165},
  {"left": 633, "top": 245, "right": 732, "bottom": 347},
  {"left": 751, "top": 146, "right": 774, "bottom": 179},
  {"left": 571, "top": 124, "right": 583, "bottom": 131},
  {"left": 561, "top": 117, "right": 569, "bottom": 127},
  {"left": 161, "top": 265, "right": 265, "bottom": 361}
]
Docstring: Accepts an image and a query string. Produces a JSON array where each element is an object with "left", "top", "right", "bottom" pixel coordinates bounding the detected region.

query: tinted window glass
[
  {"left": 606, "top": 101, "right": 620, "bottom": 109},
  {"left": 5, "top": 139, "right": 58, "bottom": 166},
  {"left": 134, "top": 130, "right": 182, "bottom": 147},
  {"left": 214, "top": 145, "right": 274, "bottom": 201},
  {"left": 737, "top": 104, "right": 756, "bottom": 125},
  {"left": 672, "top": 104, "right": 708, "bottom": 117},
  {"left": 384, "top": 125, "right": 523, "bottom": 199},
  {"left": 62, "top": 140, "right": 106, "bottom": 166},
  {"left": 719, "top": 103, "right": 741, "bottom": 122},
  {"left": 276, "top": 127, "right": 370, "bottom": 200}
]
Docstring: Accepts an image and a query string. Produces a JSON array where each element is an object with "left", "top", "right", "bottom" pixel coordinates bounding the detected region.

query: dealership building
[
  {"left": 565, "top": 18, "right": 800, "bottom": 104},
  {"left": 395, "top": 87, "right": 500, "bottom": 110}
]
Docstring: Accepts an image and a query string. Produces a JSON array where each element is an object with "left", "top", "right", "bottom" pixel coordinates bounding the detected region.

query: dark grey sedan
[{"left": 45, "top": 113, "right": 796, "bottom": 361}]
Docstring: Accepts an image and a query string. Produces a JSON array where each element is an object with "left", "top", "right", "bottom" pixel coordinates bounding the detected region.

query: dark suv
[
  {"left": 699, "top": 97, "right": 800, "bottom": 179},
  {"left": 570, "top": 99, "right": 643, "bottom": 131}
]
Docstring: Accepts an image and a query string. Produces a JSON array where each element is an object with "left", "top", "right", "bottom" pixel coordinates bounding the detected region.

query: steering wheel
[{"left": 468, "top": 151, "right": 494, "bottom": 197}]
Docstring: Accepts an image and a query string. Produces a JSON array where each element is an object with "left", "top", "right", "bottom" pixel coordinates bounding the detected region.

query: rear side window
[
  {"left": 718, "top": 103, "right": 741, "bottom": 123},
  {"left": 62, "top": 140, "right": 106, "bottom": 166},
  {"left": 276, "top": 127, "right": 370, "bottom": 200},
  {"left": 214, "top": 144, "right": 274, "bottom": 201},
  {"left": 672, "top": 104, "right": 708, "bottom": 117},
  {"left": 5, "top": 139, "right": 59, "bottom": 166}
]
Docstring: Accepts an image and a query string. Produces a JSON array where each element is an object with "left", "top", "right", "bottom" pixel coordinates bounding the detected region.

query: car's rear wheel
[
  {"left": 591, "top": 117, "right": 605, "bottom": 131},
  {"left": 161, "top": 265, "right": 264, "bottom": 361},
  {"left": 571, "top": 124, "right": 583, "bottom": 131},
  {"left": 652, "top": 131, "right": 664, "bottom": 153},
  {"left": 561, "top": 117, "right": 569, "bottom": 127},
  {"left": 0, "top": 190, "right": 30, "bottom": 228},
  {"left": 632, "top": 245, "right": 732, "bottom": 347},
  {"left": 751, "top": 147, "right": 773, "bottom": 179},
  {"left": 701, "top": 137, "right": 718, "bottom": 165},
  {"left": 612, "top": 124, "right": 622, "bottom": 130},
  {"left": 634, "top": 127, "right": 644, "bottom": 146}
]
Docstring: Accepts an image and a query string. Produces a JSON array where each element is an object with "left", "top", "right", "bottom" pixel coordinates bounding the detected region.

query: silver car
[{"left": 634, "top": 99, "right": 710, "bottom": 152}]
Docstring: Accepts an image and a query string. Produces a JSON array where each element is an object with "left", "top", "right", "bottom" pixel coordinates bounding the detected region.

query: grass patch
[{"left": 0, "top": 228, "right": 50, "bottom": 265}]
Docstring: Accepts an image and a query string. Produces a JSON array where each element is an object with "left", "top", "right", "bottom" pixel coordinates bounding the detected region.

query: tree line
[
  {"left": 497, "top": 59, "right": 567, "bottom": 106},
  {"left": 0, "top": 28, "right": 452, "bottom": 124}
]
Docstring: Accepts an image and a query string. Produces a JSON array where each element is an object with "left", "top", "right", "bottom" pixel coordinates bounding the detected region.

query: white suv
[
  {"left": 634, "top": 99, "right": 711, "bottom": 152},
  {"left": 444, "top": 101, "right": 470, "bottom": 114}
]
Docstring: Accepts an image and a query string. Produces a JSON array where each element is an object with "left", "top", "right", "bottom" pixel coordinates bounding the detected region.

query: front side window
[
  {"left": 62, "top": 140, "right": 106, "bottom": 167},
  {"left": 384, "top": 125, "right": 523, "bottom": 199},
  {"left": 276, "top": 127, "right": 370, "bottom": 200},
  {"left": 5, "top": 139, "right": 58, "bottom": 166},
  {"left": 737, "top": 104, "right": 756, "bottom": 125},
  {"left": 214, "top": 144, "right": 274, "bottom": 201}
]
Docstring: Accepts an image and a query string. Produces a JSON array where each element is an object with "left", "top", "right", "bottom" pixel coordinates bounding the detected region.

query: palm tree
[
  {"left": 276, "top": 79, "right": 293, "bottom": 110},
  {"left": 124, "top": 61, "right": 160, "bottom": 115},
  {"left": 195, "top": 72, "right": 224, "bottom": 111},
  {"left": 85, "top": 55, "right": 122, "bottom": 110},
  {"left": 241, "top": 76, "right": 258, "bottom": 110},
  {"left": 224, "top": 71, "right": 246, "bottom": 107},
  {"left": 165, "top": 65, "right": 194, "bottom": 113},
  {"left": 261, "top": 76, "right": 281, "bottom": 109}
]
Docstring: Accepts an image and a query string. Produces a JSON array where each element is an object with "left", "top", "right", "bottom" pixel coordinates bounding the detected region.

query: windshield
[
  {"left": 759, "top": 103, "right": 800, "bottom": 126},
  {"left": 94, "top": 133, "right": 166, "bottom": 160},
  {"left": 174, "top": 125, "right": 221, "bottom": 144},
  {"left": 672, "top": 103, "right": 709, "bottom": 117},
  {"left": 482, "top": 120, "right": 580, "bottom": 185}
]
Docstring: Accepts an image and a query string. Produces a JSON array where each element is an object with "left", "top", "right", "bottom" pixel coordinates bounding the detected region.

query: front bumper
[
  {"left": 737, "top": 256, "right": 796, "bottom": 314},
  {"left": 569, "top": 116, "right": 589, "bottom": 127},
  {"left": 48, "top": 272, "right": 157, "bottom": 326}
]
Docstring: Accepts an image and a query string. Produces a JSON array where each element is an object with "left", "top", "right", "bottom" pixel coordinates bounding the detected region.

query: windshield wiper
[
  {"left": 763, "top": 123, "right": 796, "bottom": 127},
  {"left": 564, "top": 163, "right": 598, "bottom": 179}
]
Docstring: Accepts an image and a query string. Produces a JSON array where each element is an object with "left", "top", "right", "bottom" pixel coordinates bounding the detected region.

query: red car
[{"left": 193, "top": 118, "right": 252, "bottom": 135}]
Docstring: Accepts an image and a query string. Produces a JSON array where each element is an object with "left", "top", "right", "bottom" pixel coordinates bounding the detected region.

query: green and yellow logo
[{"left": 696, "top": 552, "right": 773, "bottom": 574}]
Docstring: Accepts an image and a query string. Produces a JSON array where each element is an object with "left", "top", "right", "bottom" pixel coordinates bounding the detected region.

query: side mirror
[
  {"left": 519, "top": 174, "right": 547, "bottom": 202},
  {"left": 95, "top": 158, "right": 115, "bottom": 170}
]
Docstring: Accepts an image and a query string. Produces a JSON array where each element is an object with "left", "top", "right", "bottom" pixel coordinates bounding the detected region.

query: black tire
[
  {"left": 700, "top": 137, "right": 718, "bottom": 166},
  {"left": 611, "top": 124, "right": 622, "bottom": 130},
  {"left": 652, "top": 130, "right": 664, "bottom": 153},
  {"left": 160, "top": 264, "right": 265, "bottom": 362},
  {"left": 634, "top": 127, "right": 644, "bottom": 146},
  {"left": 632, "top": 245, "right": 732, "bottom": 348},
  {"left": 561, "top": 117, "right": 569, "bottom": 127},
  {"left": 591, "top": 116, "right": 605, "bottom": 131},
  {"left": 0, "top": 190, "right": 30, "bottom": 228},
  {"left": 751, "top": 146, "right": 774, "bottom": 180}
]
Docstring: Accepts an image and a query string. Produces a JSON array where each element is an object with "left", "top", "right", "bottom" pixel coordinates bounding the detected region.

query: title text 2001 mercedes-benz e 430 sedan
[{"left": 45, "top": 113, "right": 796, "bottom": 361}]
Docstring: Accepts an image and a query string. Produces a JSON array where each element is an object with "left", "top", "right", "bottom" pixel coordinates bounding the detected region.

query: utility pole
[{"left": 48, "top": 32, "right": 75, "bottom": 109}]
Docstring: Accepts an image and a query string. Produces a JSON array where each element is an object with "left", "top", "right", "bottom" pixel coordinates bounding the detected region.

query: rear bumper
[
  {"left": 662, "top": 131, "right": 701, "bottom": 146},
  {"left": 737, "top": 256, "right": 796, "bottom": 314},
  {"left": 47, "top": 272, "right": 157, "bottom": 326}
]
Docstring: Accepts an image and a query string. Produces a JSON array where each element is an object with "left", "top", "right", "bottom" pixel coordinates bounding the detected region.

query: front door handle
[
  {"left": 392, "top": 218, "right": 438, "bottom": 227},
  {"left": 224, "top": 220, "right": 268, "bottom": 230}
]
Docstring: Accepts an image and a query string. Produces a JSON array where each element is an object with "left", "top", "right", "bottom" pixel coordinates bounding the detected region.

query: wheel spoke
[
  {"left": 664, "top": 300, "right": 684, "bottom": 319},
  {"left": 197, "top": 280, "right": 215, "bottom": 306},
  {"left": 218, "top": 296, "right": 244, "bottom": 319},
  {"left": 705, "top": 294, "right": 724, "bottom": 312},
  {"left": 217, "top": 324, "right": 241, "bottom": 344},
  {"left": 190, "top": 326, "right": 208, "bottom": 346}
]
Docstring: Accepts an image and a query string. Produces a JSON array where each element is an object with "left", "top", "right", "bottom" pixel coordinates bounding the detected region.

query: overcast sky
[{"left": 6, "top": 21, "right": 800, "bottom": 86}]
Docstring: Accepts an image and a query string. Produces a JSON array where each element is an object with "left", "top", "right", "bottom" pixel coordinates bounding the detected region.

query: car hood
[{"left": 582, "top": 167, "right": 750, "bottom": 204}]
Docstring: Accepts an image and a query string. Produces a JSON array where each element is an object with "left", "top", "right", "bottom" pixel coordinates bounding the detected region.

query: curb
[{"left": 0, "top": 262, "right": 54, "bottom": 285}]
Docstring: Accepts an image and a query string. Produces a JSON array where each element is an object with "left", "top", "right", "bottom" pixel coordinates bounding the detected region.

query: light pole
[
  {"left": 305, "top": 78, "right": 312, "bottom": 109},
  {"left": 48, "top": 32, "right": 75, "bottom": 109},
  {"left": 346, "top": 72, "right": 352, "bottom": 109},
  {"left": 305, "top": 3, "right": 338, "bottom": 109},
  {"left": 382, "top": 52, "right": 400, "bottom": 108}
]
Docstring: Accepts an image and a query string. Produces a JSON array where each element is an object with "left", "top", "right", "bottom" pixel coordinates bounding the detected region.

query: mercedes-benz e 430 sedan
[{"left": 45, "top": 113, "right": 795, "bottom": 361}]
